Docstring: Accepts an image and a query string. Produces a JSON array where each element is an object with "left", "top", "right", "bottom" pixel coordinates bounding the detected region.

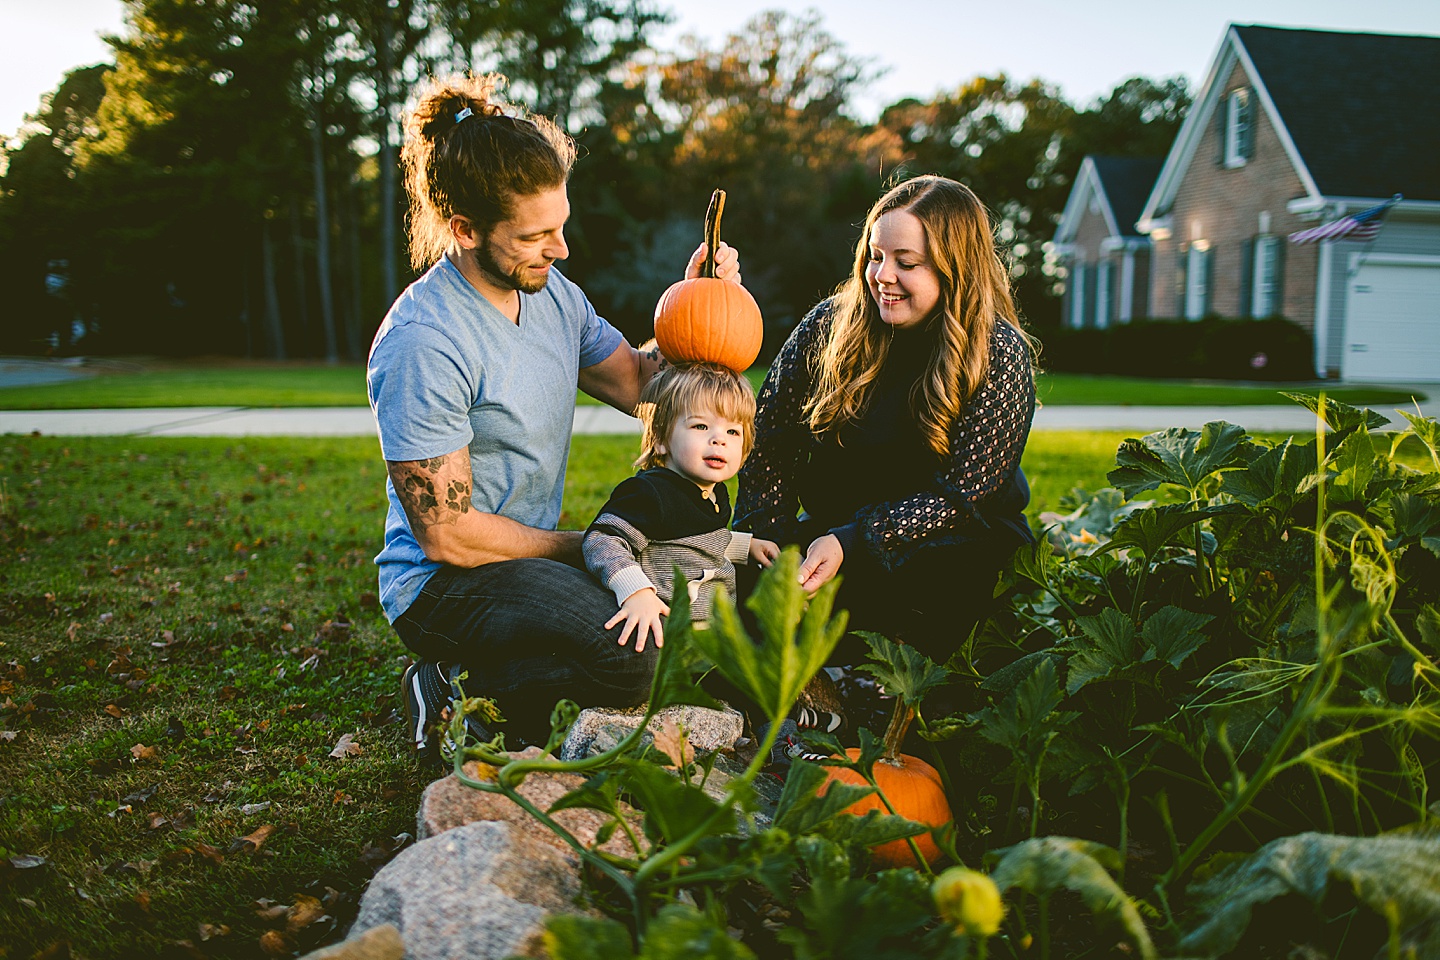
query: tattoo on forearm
[{"left": 390, "top": 456, "right": 471, "bottom": 532}]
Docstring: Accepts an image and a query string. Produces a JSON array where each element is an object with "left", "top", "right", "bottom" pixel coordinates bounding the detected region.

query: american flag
[{"left": 1288, "top": 194, "right": 1402, "bottom": 244}]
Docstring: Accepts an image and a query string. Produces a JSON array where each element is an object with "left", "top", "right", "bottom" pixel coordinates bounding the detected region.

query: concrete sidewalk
[{"left": 1, "top": 398, "right": 1435, "bottom": 438}]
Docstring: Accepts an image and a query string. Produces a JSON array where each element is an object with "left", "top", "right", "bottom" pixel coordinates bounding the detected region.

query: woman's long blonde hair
[{"left": 803, "top": 176, "right": 1032, "bottom": 456}]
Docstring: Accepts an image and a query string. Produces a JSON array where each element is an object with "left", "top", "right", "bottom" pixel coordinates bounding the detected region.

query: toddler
[{"left": 583, "top": 363, "right": 779, "bottom": 652}]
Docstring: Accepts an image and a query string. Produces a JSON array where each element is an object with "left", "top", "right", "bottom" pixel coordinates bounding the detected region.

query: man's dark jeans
[{"left": 392, "top": 558, "right": 656, "bottom": 741}]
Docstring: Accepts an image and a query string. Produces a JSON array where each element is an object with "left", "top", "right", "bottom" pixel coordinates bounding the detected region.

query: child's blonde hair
[{"left": 635, "top": 363, "right": 757, "bottom": 470}]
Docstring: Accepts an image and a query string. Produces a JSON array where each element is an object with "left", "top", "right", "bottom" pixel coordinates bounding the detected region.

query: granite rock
[
  {"left": 296, "top": 925, "right": 403, "bottom": 960},
  {"left": 350, "top": 821, "right": 591, "bottom": 960},
  {"left": 418, "top": 748, "right": 640, "bottom": 860},
  {"left": 559, "top": 703, "right": 744, "bottom": 761}
]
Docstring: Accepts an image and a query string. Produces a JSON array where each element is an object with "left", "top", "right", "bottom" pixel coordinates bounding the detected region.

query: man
[{"left": 368, "top": 75, "right": 741, "bottom": 765}]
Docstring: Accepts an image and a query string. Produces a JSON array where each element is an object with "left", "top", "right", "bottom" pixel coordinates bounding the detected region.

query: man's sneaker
[
  {"left": 401, "top": 660, "right": 453, "bottom": 768},
  {"left": 794, "top": 705, "right": 847, "bottom": 735},
  {"left": 758, "top": 718, "right": 831, "bottom": 779}
]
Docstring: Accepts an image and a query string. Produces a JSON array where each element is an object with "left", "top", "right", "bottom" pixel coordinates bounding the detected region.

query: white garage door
[{"left": 1343, "top": 256, "right": 1440, "bottom": 383}]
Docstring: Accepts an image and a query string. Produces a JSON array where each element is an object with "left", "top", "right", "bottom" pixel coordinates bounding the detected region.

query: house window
[
  {"left": 1094, "top": 260, "right": 1112, "bottom": 329},
  {"left": 1069, "top": 261, "right": 1086, "bottom": 328},
  {"left": 1251, "top": 236, "right": 1280, "bottom": 317},
  {"left": 1224, "top": 88, "right": 1254, "bottom": 166},
  {"left": 1185, "top": 245, "right": 1211, "bottom": 320}
]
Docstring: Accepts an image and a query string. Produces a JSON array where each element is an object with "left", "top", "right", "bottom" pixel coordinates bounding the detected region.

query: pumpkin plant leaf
[
  {"left": 1219, "top": 438, "right": 1319, "bottom": 512},
  {"left": 772, "top": 758, "right": 875, "bottom": 835},
  {"left": 855, "top": 632, "right": 950, "bottom": 706},
  {"left": 647, "top": 576, "right": 724, "bottom": 713},
  {"left": 638, "top": 903, "right": 759, "bottom": 960},
  {"left": 1140, "top": 606, "right": 1214, "bottom": 669},
  {"left": 697, "top": 548, "right": 846, "bottom": 722},
  {"left": 1108, "top": 422, "right": 1248, "bottom": 497},
  {"left": 1329, "top": 430, "right": 1376, "bottom": 504},
  {"left": 1387, "top": 493, "right": 1440, "bottom": 544},
  {"left": 1179, "top": 833, "right": 1440, "bottom": 958},
  {"left": 544, "top": 914, "right": 637, "bottom": 960},
  {"left": 1103, "top": 504, "right": 1212, "bottom": 560},
  {"left": 1010, "top": 539, "right": 1060, "bottom": 590},
  {"left": 546, "top": 770, "right": 624, "bottom": 817},
  {"left": 974, "top": 658, "right": 1073, "bottom": 756},
  {"left": 817, "top": 807, "right": 930, "bottom": 852},
  {"left": 990, "top": 836, "right": 1157, "bottom": 960},
  {"left": 1283, "top": 392, "right": 1391, "bottom": 434},
  {"left": 786, "top": 837, "right": 934, "bottom": 959},
  {"left": 619, "top": 759, "right": 727, "bottom": 847},
  {"left": 1067, "top": 608, "right": 1140, "bottom": 694},
  {"left": 1397, "top": 410, "right": 1440, "bottom": 471}
]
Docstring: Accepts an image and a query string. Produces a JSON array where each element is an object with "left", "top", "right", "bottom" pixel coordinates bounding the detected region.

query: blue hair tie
[{"left": 455, "top": 106, "right": 473, "bottom": 123}]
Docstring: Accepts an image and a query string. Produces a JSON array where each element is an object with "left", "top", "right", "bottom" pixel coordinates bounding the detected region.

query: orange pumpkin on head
[
  {"left": 654, "top": 189, "right": 763, "bottom": 373},
  {"left": 819, "top": 704, "right": 953, "bottom": 869}
]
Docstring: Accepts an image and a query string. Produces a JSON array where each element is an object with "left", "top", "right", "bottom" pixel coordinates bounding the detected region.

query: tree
[
  {"left": 582, "top": 9, "right": 882, "bottom": 347},
  {"left": 0, "top": 65, "right": 111, "bottom": 352}
]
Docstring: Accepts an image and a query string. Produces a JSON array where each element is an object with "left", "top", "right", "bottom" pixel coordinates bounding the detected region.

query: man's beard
[{"left": 474, "top": 242, "right": 549, "bottom": 295}]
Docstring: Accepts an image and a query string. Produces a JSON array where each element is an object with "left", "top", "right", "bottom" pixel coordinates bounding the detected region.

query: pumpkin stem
[
  {"left": 882, "top": 698, "right": 915, "bottom": 764},
  {"left": 702, "top": 188, "right": 725, "bottom": 279}
]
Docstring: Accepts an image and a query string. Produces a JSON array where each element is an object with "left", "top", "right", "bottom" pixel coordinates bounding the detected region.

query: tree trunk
[
  {"left": 343, "top": 172, "right": 366, "bottom": 361},
  {"left": 307, "top": 87, "right": 339, "bottom": 364},
  {"left": 288, "top": 194, "right": 311, "bottom": 354},
  {"left": 378, "top": 15, "right": 399, "bottom": 304},
  {"left": 261, "top": 220, "right": 286, "bottom": 360}
]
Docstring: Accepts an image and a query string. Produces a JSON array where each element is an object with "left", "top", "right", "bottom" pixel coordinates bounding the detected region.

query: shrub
[{"left": 1036, "top": 316, "right": 1315, "bottom": 380}]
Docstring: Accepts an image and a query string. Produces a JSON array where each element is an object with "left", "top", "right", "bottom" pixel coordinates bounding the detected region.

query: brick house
[
  {"left": 1134, "top": 24, "right": 1440, "bottom": 381},
  {"left": 1054, "top": 156, "right": 1164, "bottom": 328}
]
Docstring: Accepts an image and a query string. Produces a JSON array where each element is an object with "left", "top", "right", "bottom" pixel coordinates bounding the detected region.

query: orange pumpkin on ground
[
  {"left": 653, "top": 189, "right": 763, "bottom": 373},
  {"left": 818, "top": 705, "right": 953, "bottom": 869}
]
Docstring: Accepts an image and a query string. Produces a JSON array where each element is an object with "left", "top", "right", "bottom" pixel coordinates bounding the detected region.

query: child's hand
[
  {"left": 606, "top": 588, "right": 670, "bottom": 653},
  {"left": 750, "top": 538, "right": 780, "bottom": 568}
]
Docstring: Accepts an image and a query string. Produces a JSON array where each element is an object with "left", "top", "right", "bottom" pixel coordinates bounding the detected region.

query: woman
[{"left": 734, "top": 175, "right": 1037, "bottom": 665}]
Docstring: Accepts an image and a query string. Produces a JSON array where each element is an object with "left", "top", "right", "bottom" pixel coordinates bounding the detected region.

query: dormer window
[{"left": 1223, "top": 88, "right": 1255, "bottom": 166}]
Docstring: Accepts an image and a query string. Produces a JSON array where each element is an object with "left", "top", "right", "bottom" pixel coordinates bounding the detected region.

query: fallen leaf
[
  {"left": 121, "top": 784, "right": 159, "bottom": 806},
  {"left": 0, "top": 731, "right": 17, "bottom": 742},
  {"left": 9, "top": 854, "right": 46, "bottom": 869},
  {"left": 171, "top": 808, "right": 196, "bottom": 831},
  {"left": 258, "top": 930, "right": 292, "bottom": 956},
  {"left": 240, "top": 802, "right": 271, "bottom": 816},
  {"left": 254, "top": 898, "right": 289, "bottom": 921},
  {"left": 99, "top": 612, "right": 114, "bottom": 624},
  {"left": 164, "top": 717, "right": 186, "bottom": 740},
  {"left": 224, "top": 570, "right": 248, "bottom": 583},
  {"left": 104, "top": 703, "right": 126, "bottom": 718},
  {"left": 191, "top": 840, "right": 225, "bottom": 865},
  {"left": 197, "top": 922, "right": 231, "bottom": 941},
  {"left": 653, "top": 717, "right": 694, "bottom": 769},
  {"left": 332, "top": 790, "right": 353, "bottom": 806},
  {"left": 146, "top": 812, "right": 170, "bottom": 831},
  {"left": 235, "top": 745, "right": 258, "bottom": 755},
  {"left": 285, "top": 894, "right": 327, "bottom": 934},
  {"left": 67, "top": 622, "right": 82, "bottom": 641},
  {"left": 328, "top": 732, "right": 362, "bottom": 759},
  {"left": 130, "top": 743, "right": 159, "bottom": 762},
  {"left": 227, "top": 823, "right": 277, "bottom": 855}
]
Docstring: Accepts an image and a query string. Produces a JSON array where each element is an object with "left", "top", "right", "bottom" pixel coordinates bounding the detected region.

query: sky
[{"left": 4, "top": 0, "right": 1440, "bottom": 140}]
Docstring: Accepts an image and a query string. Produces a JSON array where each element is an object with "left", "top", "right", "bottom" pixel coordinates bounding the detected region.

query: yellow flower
[{"left": 932, "top": 867, "right": 1005, "bottom": 937}]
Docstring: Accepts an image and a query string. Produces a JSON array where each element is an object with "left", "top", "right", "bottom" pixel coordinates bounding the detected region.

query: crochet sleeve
[
  {"left": 855, "top": 321, "right": 1035, "bottom": 571},
  {"left": 733, "top": 303, "right": 830, "bottom": 544}
]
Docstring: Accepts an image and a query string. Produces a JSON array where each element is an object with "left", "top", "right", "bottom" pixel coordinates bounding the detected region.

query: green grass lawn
[
  {"left": 0, "top": 361, "right": 1425, "bottom": 410},
  {"left": 0, "top": 426, "right": 1428, "bottom": 956}
]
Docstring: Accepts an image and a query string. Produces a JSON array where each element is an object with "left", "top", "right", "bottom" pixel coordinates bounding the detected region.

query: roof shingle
[{"left": 1236, "top": 24, "right": 1440, "bottom": 201}]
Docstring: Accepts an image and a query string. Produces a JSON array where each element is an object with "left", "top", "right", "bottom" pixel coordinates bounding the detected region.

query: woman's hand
[
  {"left": 749, "top": 537, "right": 780, "bottom": 568},
  {"left": 605, "top": 587, "right": 669, "bottom": 653},
  {"left": 798, "top": 534, "right": 843, "bottom": 595},
  {"left": 684, "top": 241, "right": 742, "bottom": 285}
]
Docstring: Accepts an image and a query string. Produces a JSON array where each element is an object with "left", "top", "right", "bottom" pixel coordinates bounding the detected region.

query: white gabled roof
[
  {"left": 1136, "top": 25, "right": 1322, "bottom": 233},
  {"left": 1055, "top": 156, "right": 1118, "bottom": 244}
]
